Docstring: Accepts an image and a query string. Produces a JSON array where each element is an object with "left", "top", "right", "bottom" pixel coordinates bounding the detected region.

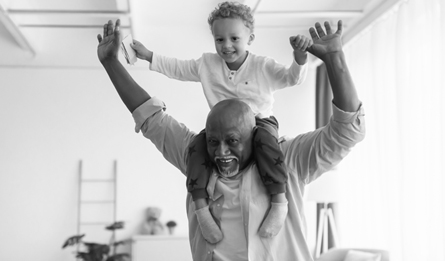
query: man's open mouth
[
  {"left": 215, "top": 156, "right": 237, "bottom": 166},
  {"left": 215, "top": 156, "right": 239, "bottom": 177},
  {"left": 218, "top": 158, "right": 234, "bottom": 163}
]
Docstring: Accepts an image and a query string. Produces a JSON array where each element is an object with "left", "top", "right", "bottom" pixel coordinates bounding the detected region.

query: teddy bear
[{"left": 141, "top": 207, "right": 165, "bottom": 235}]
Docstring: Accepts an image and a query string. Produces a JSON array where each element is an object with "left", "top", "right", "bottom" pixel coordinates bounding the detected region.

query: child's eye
[
  {"left": 215, "top": 39, "right": 223, "bottom": 43},
  {"left": 231, "top": 37, "right": 239, "bottom": 41}
]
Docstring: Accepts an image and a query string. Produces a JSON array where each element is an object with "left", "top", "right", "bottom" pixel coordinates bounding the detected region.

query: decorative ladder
[{"left": 77, "top": 160, "right": 118, "bottom": 244}]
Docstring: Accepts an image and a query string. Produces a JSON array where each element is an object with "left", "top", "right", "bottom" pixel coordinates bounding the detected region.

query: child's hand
[
  {"left": 290, "top": 35, "right": 312, "bottom": 52},
  {"left": 289, "top": 35, "right": 312, "bottom": 65},
  {"left": 130, "top": 39, "right": 153, "bottom": 62}
]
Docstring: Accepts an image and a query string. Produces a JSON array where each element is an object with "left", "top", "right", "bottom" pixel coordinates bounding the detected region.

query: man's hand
[
  {"left": 307, "top": 20, "right": 343, "bottom": 61},
  {"left": 97, "top": 19, "right": 151, "bottom": 113},
  {"left": 289, "top": 35, "right": 312, "bottom": 65},
  {"left": 307, "top": 20, "right": 360, "bottom": 112},
  {"left": 97, "top": 19, "right": 122, "bottom": 63}
]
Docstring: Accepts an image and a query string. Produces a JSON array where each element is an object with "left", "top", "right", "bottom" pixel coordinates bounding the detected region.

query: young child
[{"left": 131, "top": 1, "right": 312, "bottom": 244}]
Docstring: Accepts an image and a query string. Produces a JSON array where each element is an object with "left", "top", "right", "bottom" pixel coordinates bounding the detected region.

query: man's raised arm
[
  {"left": 283, "top": 21, "right": 365, "bottom": 184},
  {"left": 307, "top": 20, "right": 361, "bottom": 112},
  {"left": 97, "top": 19, "right": 150, "bottom": 113}
]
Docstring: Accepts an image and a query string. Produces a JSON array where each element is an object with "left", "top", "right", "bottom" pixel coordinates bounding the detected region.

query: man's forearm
[
  {"left": 323, "top": 51, "right": 360, "bottom": 112},
  {"left": 102, "top": 58, "right": 151, "bottom": 113}
]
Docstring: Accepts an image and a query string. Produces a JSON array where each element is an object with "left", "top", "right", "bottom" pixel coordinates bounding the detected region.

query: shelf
[
  {"left": 80, "top": 200, "right": 115, "bottom": 204},
  {"left": 80, "top": 222, "right": 113, "bottom": 226},
  {"left": 81, "top": 179, "right": 115, "bottom": 182}
]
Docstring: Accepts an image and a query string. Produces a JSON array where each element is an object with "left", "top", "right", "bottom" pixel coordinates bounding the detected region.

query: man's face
[
  {"left": 206, "top": 102, "right": 254, "bottom": 178},
  {"left": 211, "top": 18, "right": 254, "bottom": 70}
]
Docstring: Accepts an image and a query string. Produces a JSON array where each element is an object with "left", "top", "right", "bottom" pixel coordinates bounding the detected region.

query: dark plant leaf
[
  {"left": 105, "top": 221, "right": 124, "bottom": 230},
  {"left": 106, "top": 253, "right": 131, "bottom": 261},
  {"left": 83, "top": 242, "right": 110, "bottom": 256},
  {"left": 63, "top": 226, "right": 129, "bottom": 260},
  {"left": 62, "top": 234, "right": 85, "bottom": 248},
  {"left": 112, "top": 240, "right": 128, "bottom": 247},
  {"left": 76, "top": 251, "right": 96, "bottom": 261}
]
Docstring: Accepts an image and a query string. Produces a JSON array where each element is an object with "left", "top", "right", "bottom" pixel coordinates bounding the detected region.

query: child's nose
[{"left": 222, "top": 40, "right": 231, "bottom": 48}]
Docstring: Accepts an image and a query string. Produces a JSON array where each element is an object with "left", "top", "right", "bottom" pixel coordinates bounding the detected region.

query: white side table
[{"left": 131, "top": 235, "right": 193, "bottom": 261}]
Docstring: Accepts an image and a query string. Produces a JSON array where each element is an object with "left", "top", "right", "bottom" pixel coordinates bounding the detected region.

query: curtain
[{"left": 333, "top": 0, "right": 445, "bottom": 260}]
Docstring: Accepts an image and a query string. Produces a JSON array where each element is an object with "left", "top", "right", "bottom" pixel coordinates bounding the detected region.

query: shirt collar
[{"left": 207, "top": 162, "right": 254, "bottom": 201}]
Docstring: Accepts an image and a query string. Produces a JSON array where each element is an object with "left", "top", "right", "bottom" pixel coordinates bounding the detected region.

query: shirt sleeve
[
  {"left": 281, "top": 102, "right": 366, "bottom": 184},
  {"left": 262, "top": 56, "right": 308, "bottom": 90},
  {"left": 149, "top": 53, "right": 201, "bottom": 82},
  {"left": 132, "top": 97, "right": 196, "bottom": 175}
]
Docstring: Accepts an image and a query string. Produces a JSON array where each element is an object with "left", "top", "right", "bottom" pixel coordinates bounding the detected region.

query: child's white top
[{"left": 150, "top": 52, "right": 308, "bottom": 118}]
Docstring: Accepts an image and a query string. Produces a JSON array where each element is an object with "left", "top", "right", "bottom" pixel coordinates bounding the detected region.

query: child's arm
[
  {"left": 130, "top": 39, "right": 200, "bottom": 82},
  {"left": 289, "top": 35, "right": 312, "bottom": 65},
  {"left": 260, "top": 35, "right": 311, "bottom": 88},
  {"left": 130, "top": 40, "right": 153, "bottom": 63},
  {"left": 260, "top": 35, "right": 310, "bottom": 89}
]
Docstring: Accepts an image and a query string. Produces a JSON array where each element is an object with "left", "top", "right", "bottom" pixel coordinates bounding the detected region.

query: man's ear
[{"left": 248, "top": 34, "right": 255, "bottom": 45}]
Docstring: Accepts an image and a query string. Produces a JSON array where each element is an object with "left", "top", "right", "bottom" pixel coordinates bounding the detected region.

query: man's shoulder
[
  {"left": 278, "top": 135, "right": 290, "bottom": 144},
  {"left": 278, "top": 135, "right": 301, "bottom": 156}
]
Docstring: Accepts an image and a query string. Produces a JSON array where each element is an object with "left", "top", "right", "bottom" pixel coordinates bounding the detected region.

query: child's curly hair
[{"left": 208, "top": 1, "right": 255, "bottom": 32}]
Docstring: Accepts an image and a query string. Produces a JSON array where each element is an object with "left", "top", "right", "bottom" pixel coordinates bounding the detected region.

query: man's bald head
[
  {"left": 205, "top": 99, "right": 256, "bottom": 177},
  {"left": 206, "top": 99, "right": 255, "bottom": 131}
]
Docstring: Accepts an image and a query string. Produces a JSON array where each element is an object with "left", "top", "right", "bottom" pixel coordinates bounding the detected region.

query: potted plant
[
  {"left": 62, "top": 221, "right": 130, "bottom": 261},
  {"left": 166, "top": 220, "right": 177, "bottom": 235}
]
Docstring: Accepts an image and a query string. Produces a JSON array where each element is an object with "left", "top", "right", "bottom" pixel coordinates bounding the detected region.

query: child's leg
[
  {"left": 186, "top": 130, "right": 223, "bottom": 244},
  {"left": 253, "top": 117, "right": 289, "bottom": 238}
]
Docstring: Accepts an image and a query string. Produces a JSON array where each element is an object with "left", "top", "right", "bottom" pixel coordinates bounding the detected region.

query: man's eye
[{"left": 229, "top": 139, "right": 238, "bottom": 144}]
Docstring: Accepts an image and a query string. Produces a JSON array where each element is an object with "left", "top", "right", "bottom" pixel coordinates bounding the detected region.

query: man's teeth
[{"left": 219, "top": 158, "right": 233, "bottom": 163}]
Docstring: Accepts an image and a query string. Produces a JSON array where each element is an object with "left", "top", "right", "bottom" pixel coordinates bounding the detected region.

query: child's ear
[{"left": 248, "top": 34, "right": 255, "bottom": 45}]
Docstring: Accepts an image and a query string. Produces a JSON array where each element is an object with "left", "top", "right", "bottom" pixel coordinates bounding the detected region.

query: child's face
[{"left": 211, "top": 18, "right": 254, "bottom": 70}]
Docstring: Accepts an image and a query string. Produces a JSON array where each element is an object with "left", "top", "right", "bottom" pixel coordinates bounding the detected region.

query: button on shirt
[
  {"left": 150, "top": 52, "right": 308, "bottom": 118},
  {"left": 133, "top": 97, "right": 366, "bottom": 261}
]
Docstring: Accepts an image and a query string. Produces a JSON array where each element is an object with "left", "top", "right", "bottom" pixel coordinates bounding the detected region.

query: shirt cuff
[
  {"left": 149, "top": 53, "right": 158, "bottom": 71},
  {"left": 132, "top": 97, "right": 166, "bottom": 133},
  {"left": 332, "top": 102, "right": 365, "bottom": 124}
]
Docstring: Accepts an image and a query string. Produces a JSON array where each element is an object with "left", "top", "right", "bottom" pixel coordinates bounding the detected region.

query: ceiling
[{"left": 0, "top": 0, "right": 402, "bottom": 68}]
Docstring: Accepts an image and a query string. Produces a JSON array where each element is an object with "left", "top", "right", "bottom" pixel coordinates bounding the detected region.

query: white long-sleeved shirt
[
  {"left": 150, "top": 52, "right": 308, "bottom": 118},
  {"left": 132, "top": 97, "right": 366, "bottom": 261}
]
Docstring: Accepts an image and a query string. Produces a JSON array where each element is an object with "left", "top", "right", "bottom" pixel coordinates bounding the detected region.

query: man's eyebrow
[{"left": 227, "top": 133, "right": 240, "bottom": 139}]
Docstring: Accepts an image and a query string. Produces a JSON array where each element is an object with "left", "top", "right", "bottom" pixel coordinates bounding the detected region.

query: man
[{"left": 97, "top": 19, "right": 365, "bottom": 261}]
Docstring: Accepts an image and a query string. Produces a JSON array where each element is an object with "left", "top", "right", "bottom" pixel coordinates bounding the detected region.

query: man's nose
[{"left": 216, "top": 142, "right": 230, "bottom": 156}]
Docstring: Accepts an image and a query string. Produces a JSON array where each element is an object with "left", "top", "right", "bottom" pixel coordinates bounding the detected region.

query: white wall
[{"left": 0, "top": 26, "right": 316, "bottom": 261}]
